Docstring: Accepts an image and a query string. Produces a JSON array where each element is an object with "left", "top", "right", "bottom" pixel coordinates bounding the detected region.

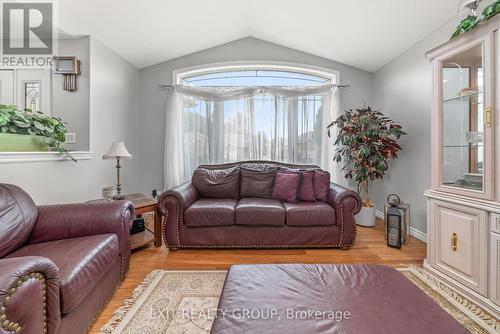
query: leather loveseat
[
  {"left": 0, "top": 184, "right": 133, "bottom": 334},
  {"left": 159, "top": 161, "right": 362, "bottom": 249}
]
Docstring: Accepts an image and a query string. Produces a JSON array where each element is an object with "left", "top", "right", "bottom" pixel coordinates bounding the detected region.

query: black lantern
[{"left": 386, "top": 194, "right": 402, "bottom": 249}]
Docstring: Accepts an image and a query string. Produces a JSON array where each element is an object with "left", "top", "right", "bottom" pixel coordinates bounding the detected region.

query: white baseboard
[
  {"left": 409, "top": 227, "right": 427, "bottom": 243},
  {"left": 375, "top": 210, "right": 427, "bottom": 243},
  {"left": 375, "top": 210, "right": 384, "bottom": 219}
]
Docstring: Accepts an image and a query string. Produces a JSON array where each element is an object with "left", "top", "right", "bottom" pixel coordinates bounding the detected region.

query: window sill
[{"left": 0, "top": 151, "right": 93, "bottom": 163}]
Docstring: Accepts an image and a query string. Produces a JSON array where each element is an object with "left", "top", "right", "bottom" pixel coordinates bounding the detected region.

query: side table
[{"left": 87, "top": 193, "right": 162, "bottom": 250}]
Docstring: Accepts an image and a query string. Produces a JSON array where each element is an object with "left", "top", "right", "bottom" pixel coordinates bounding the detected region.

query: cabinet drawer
[
  {"left": 430, "top": 200, "right": 488, "bottom": 294},
  {"left": 491, "top": 213, "right": 500, "bottom": 234},
  {"left": 490, "top": 232, "right": 500, "bottom": 306}
]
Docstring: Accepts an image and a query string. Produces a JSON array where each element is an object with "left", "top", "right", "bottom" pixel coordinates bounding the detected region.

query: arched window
[
  {"left": 166, "top": 63, "right": 339, "bottom": 186},
  {"left": 175, "top": 62, "right": 337, "bottom": 86},
  {"left": 181, "top": 70, "right": 331, "bottom": 86}
]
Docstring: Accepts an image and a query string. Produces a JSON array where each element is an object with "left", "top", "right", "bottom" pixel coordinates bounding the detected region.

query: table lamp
[{"left": 103, "top": 142, "right": 132, "bottom": 200}]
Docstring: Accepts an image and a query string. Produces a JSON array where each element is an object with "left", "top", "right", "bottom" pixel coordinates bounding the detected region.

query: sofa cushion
[
  {"left": 284, "top": 202, "right": 336, "bottom": 226},
  {"left": 272, "top": 172, "right": 300, "bottom": 203},
  {"left": 7, "top": 234, "right": 119, "bottom": 314},
  {"left": 240, "top": 167, "right": 277, "bottom": 198},
  {"left": 298, "top": 171, "right": 316, "bottom": 202},
  {"left": 0, "top": 184, "right": 38, "bottom": 258},
  {"left": 192, "top": 167, "right": 240, "bottom": 199},
  {"left": 184, "top": 199, "right": 237, "bottom": 227},
  {"left": 314, "top": 170, "right": 330, "bottom": 202},
  {"left": 235, "top": 198, "right": 285, "bottom": 226}
]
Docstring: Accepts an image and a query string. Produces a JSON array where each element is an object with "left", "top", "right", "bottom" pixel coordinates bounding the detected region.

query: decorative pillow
[
  {"left": 192, "top": 167, "right": 240, "bottom": 199},
  {"left": 298, "top": 171, "right": 317, "bottom": 202},
  {"left": 314, "top": 170, "right": 330, "bottom": 202},
  {"left": 272, "top": 172, "right": 300, "bottom": 203},
  {"left": 240, "top": 167, "right": 278, "bottom": 198}
]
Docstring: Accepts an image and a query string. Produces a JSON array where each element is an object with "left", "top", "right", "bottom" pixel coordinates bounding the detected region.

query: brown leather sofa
[
  {"left": 159, "top": 161, "right": 362, "bottom": 249},
  {"left": 0, "top": 184, "right": 133, "bottom": 334}
]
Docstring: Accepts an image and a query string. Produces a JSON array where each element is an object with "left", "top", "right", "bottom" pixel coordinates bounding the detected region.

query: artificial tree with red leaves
[{"left": 327, "top": 106, "right": 406, "bottom": 208}]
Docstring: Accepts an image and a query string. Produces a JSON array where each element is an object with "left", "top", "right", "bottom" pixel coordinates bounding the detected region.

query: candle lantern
[{"left": 384, "top": 194, "right": 410, "bottom": 247}]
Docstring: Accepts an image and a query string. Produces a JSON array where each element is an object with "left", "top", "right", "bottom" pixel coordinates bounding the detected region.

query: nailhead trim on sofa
[
  {"left": 160, "top": 195, "right": 359, "bottom": 249},
  {"left": 119, "top": 204, "right": 133, "bottom": 281},
  {"left": 338, "top": 195, "right": 359, "bottom": 246},
  {"left": 0, "top": 272, "right": 47, "bottom": 334}
]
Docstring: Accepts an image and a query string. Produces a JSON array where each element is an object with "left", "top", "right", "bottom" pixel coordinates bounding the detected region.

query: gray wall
[
  {"left": 137, "top": 37, "right": 374, "bottom": 193},
  {"left": 2, "top": 22, "right": 474, "bottom": 235},
  {"left": 0, "top": 38, "right": 140, "bottom": 204},
  {"left": 53, "top": 37, "right": 91, "bottom": 151},
  {"left": 371, "top": 18, "right": 459, "bottom": 235}
]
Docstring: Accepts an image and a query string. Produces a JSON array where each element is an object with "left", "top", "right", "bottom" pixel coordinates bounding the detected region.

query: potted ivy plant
[
  {"left": 0, "top": 105, "right": 76, "bottom": 161},
  {"left": 328, "top": 106, "right": 406, "bottom": 227}
]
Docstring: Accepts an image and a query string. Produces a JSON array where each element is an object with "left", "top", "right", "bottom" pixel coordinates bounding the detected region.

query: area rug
[
  {"left": 98, "top": 267, "right": 498, "bottom": 334},
  {"left": 98, "top": 270, "right": 226, "bottom": 334},
  {"left": 399, "top": 267, "right": 498, "bottom": 334}
]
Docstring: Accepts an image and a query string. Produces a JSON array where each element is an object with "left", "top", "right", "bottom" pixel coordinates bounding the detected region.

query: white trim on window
[
  {"left": 0, "top": 151, "right": 93, "bottom": 163},
  {"left": 172, "top": 61, "right": 339, "bottom": 86}
]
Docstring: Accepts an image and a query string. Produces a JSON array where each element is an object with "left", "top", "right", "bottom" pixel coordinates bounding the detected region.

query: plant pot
[
  {"left": 356, "top": 206, "right": 376, "bottom": 227},
  {"left": 0, "top": 133, "right": 49, "bottom": 152}
]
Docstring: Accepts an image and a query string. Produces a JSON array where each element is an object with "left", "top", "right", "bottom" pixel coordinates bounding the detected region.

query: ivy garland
[{"left": 451, "top": 0, "right": 500, "bottom": 39}]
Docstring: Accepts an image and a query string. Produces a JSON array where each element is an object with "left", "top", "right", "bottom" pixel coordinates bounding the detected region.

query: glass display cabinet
[
  {"left": 425, "top": 16, "right": 500, "bottom": 317},
  {"left": 433, "top": 36, "right": 493, "bottom": 199}
]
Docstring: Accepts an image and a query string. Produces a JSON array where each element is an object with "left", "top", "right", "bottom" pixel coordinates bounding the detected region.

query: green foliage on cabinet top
[{"left": 0, "top": 105, "right": 75, "bottom": 161}]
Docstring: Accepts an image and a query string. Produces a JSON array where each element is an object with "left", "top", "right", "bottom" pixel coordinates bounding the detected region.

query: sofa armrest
[
  {"left": 328, "top": 183, "right": 362, "bottom": 247},
  {"left": 0, "top": 256, "right": 60, "bottom": 334},
  {"left": 30, "top": 201, "right": 134, "bottom": 279},
  {"left": 159, "top": 182, "right": 199, "bottom": 246}
]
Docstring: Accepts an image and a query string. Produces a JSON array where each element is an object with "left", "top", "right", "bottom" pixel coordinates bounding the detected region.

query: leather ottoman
[{"left": 210, "top": 264, "right": 468, "bottom": 334}]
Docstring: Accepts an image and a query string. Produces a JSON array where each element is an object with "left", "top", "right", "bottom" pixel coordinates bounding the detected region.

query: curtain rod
[{"left": 158, "top": 84, "right": 350, "bottom": 89}]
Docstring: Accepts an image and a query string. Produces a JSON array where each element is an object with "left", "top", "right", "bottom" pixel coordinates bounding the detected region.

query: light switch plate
[{"left": 65, "top": 133, "right": 76, "bottom": 144}]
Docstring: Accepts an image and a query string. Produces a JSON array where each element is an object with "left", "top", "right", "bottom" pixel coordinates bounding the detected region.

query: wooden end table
[{"left": 87, "top": 193, "right": 162, "bottom": 250}]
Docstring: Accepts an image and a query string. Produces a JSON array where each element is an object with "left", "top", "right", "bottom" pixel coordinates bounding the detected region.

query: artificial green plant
[
  {"left": 327, "top": 106, "right": 406, "bottom": 207},
  {"left": 0, "top": 104, "right": 76, "bottom": 161}
]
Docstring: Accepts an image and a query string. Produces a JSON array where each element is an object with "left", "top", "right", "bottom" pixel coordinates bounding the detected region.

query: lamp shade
[{"left": 103, "top": 142, "right": 132, "bottom": 160}]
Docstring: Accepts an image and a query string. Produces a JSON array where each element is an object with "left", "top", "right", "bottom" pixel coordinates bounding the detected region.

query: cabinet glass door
[{"left": 441, "top": 43, "right": 486, "bottom": 192}]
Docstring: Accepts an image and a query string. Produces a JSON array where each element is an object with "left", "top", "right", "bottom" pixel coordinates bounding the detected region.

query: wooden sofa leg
[{"left": 168, "top": 247, "right": 179, "bottom": 251}]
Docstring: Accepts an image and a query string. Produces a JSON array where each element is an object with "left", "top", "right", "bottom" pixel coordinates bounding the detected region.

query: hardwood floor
[{"left": 89, "top": 220, "right": 426, "bottom": 333}]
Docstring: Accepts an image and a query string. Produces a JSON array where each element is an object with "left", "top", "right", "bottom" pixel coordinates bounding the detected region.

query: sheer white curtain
[{"left": 164, "top": 85, "right": 339, "bottom": 189}]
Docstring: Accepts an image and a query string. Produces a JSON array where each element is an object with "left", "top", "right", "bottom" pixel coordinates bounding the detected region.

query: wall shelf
[{"left": 442, "top": 92, "right": 483, "bottom": 104}]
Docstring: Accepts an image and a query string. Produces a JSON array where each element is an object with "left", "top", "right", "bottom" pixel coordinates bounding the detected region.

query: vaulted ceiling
[{"left": 58, "top": 0, "right": 460, "bottom": 72}]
